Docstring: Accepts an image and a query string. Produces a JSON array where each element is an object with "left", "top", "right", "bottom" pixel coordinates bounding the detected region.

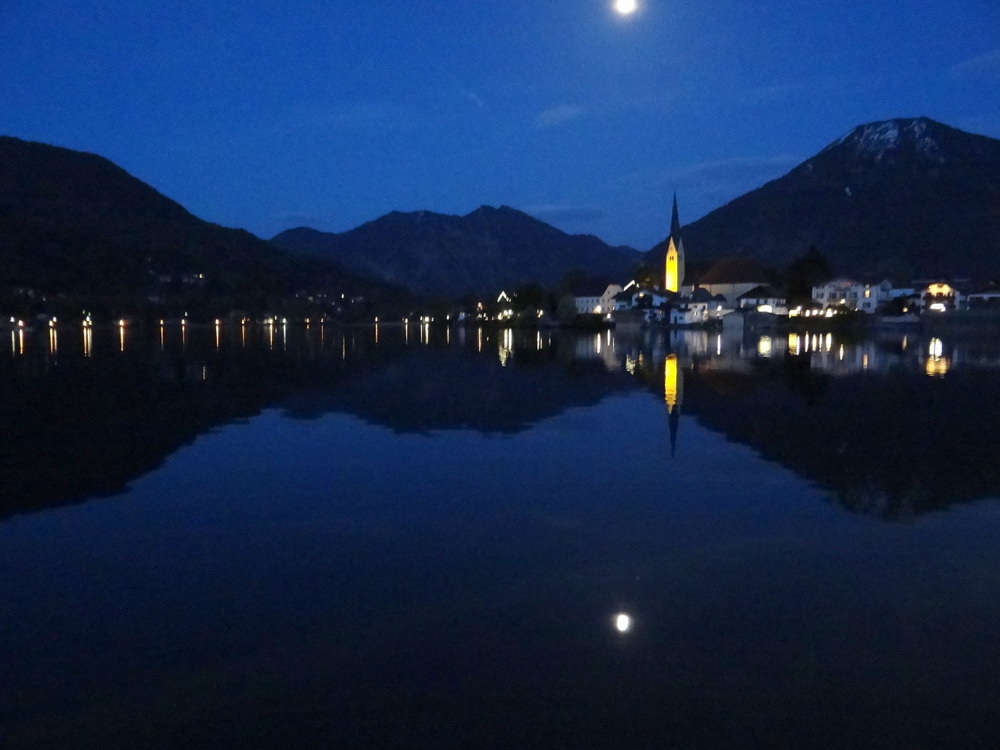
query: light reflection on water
[{"left": 2, "top": 323, "right": 1000, "bottom": 746}]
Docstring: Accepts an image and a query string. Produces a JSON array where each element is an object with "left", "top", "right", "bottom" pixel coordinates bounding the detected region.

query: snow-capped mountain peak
[{"left": 825, "top": 117, "right": 941, "bottom": 159}]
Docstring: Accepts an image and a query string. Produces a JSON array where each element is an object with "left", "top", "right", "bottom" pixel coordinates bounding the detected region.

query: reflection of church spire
[
  {"left": 664, "top": 194, "right": 685, "bottom": 293},
  {"left": 664, "top": 354, "right": 684, "bottom": 457}
]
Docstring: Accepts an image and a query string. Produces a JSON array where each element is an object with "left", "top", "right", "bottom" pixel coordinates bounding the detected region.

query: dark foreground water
[{"left": 4, "top": 322, "right": 1000, "bottom": 748}]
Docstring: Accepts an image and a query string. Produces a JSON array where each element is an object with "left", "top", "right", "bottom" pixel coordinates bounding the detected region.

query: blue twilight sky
[{"left": 2, "top": 0, "right": 999, "bottom": 251}]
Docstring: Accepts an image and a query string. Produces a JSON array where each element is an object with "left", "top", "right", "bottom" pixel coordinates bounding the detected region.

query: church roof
[
  {"left": 737, "top": 284, "right": 785, "bottom": 300},
  {"left": 698, "top": 257, "right": 770, "bottom": 285}
]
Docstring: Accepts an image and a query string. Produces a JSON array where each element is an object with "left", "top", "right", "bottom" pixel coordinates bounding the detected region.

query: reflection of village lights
[
  {"left": 926, "top": 339, "right": 948, "bottom": 377},
  {"left": 926, "top": 358, "right": 950, "bottom": 377},
  {"left": 825, "top": 333, "right": 833, "bottom": 352},
  {"left": 788, "top": 333, "right": 801, "bottom": 356},
  {"left": 615, "top": 613, "right": 632, "bottom": 633}
]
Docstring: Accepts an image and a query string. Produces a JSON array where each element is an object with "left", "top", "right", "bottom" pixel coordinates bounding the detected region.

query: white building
[
  {"left": 812, "top": 278, "right": 896, "bottom": 314},
  {"left": 574, "top": 284, "right": 623, "bottom": 315}
]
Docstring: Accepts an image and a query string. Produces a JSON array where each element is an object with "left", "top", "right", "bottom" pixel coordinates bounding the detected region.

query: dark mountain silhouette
[
  {"left": 647, "top": 118, "right": 1000, "bottom": 280},
  {"left": 272, "top": 205, "right": 641, "bottom": 298},
  {"left": 0, "top": 136, "right": 391, "bottom": 304}
]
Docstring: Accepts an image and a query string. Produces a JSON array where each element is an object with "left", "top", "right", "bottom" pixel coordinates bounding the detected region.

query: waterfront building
[
  {"left": 812, "top": 278, "right": 898, "bottom": 313},
  {"left": 919, "top": 281, "right": 966, "bottom": 312},
  {"left": 573, "top": 283, "right": 623, "bottom": 315},
  {"left": 737, "top": 285, "right": 787, "bottom": 312}
]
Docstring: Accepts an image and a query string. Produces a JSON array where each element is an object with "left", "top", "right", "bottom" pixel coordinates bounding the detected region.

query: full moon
[{"left": 614, "top": 0, "right": 637, "bottom": 14}]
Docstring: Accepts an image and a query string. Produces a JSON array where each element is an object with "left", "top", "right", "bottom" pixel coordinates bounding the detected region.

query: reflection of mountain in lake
[
  {"left": 281, "top": 338, "right": 633, "bottom": 433},
  {"left": 626, "top": 331, "right": 1000, "bottom": 519},
  {"left": 8, "top": 323, "right": 1000, "bottom": 523},
  {"left": 0, "top": 327, "right": 635, "bottom": 519}
]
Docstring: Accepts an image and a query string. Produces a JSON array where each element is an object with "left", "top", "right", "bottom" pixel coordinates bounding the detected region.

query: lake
[{"left": 4, "top": 321, "right": 1000, "bottom": 748}]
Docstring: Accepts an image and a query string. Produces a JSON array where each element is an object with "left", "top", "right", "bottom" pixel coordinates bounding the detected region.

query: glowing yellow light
[
  {"left": 615, "top": 613, "right": 632, "bottom": 632},
  {"left": 758, "top": 336, "right": 773, "bottom": 358},
  {"left": 788, "top": 333, "right": 801, "bottom": 355},
  {"left": 664, "top": 354, "right": 681, "bottom": 409}
]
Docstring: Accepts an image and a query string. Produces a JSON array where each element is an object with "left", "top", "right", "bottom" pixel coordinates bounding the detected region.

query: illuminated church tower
[{"left": 664, "top": 194, "right": 685, "bottom": 293}]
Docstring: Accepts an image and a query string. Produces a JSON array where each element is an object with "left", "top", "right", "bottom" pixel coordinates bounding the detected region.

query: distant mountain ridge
[
  {"left": 272, "top": 206, "right": 641, "bottom": 298},
  {"left": 649, "top": 117, "right": 1000, "bottom": 281},
  {"left": 0, "top": 136, "right": 385, "bottom": 303}
]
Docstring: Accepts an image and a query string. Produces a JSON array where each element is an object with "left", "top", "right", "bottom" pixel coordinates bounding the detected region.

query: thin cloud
[
  {"left": 951, "top": 48, "right": 1000, "bottom": 77},
  {"left": 459, "top": 87, "right": 487, "bottom": 109},
  {"left": 655, "top": 155, "right": 801, "bottom": 187},
  {"left": 524, "top": 204, "right": 607, "bottom": 223},
  {"left": 535, "top": 104, "right": 585, "bottom": 128}
]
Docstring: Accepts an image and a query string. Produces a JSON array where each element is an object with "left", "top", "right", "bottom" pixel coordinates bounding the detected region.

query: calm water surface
[{"left": 3, "top": 322, "right": 1000, "bottom": 748}]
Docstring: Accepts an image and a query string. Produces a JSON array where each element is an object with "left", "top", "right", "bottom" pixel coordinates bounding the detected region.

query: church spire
[
  {"left": 664, "top": 193, "right": 685, "bottom": 293},
  {"left": 671, "top": 192, "right": 681, "bottom": 239}
]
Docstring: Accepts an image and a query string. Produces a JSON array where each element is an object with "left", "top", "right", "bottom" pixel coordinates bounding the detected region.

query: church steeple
[{"left": 664, "top": 193, "right": 685, "bottom": 293}]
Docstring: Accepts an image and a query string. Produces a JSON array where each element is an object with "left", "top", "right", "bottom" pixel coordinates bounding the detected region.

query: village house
[
  {"left": 736, "top": 285, "right": 787, "bottom": 313},
  {"left": 573, "top": 283, "right": 623, "bottom": 315},
  {"left": 919, "top": 281, "right": 966, "bottom": 312},
  {"left": 811, "top": 278, "right": 906, "bottom": 313}
]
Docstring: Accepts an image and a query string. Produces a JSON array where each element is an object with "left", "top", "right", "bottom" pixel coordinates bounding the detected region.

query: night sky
[{"left": 2, "top": 0, "right": 998, "bottom": 250}]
